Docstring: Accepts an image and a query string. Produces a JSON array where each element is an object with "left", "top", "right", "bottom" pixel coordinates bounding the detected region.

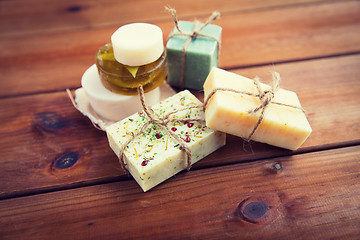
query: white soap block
[
  {"left": 111, "top": 23, "right": 164, "bottom": 66},
  {"left": 106, "top": 90, "right": 226, "bottom": 192},
  {"left": 81, "top": 64, "right": 161, "bottom": 121},
  {"left": 204, "top": 67, "right": 312, "bottom": 150}
]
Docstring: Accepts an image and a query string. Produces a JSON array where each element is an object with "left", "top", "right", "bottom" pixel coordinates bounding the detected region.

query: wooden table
[{"left": 1, "top": 0, "right": 359, "bottom": 239}]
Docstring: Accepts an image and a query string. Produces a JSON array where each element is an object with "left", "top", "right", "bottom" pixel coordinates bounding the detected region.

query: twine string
[
  {"left": 165, "top": 6, "right": 221, "bottom": 89},
  {"left": 203, "top": 72, "right": 305, "bottom": 141},
  {"left": 118, "top": 85, "right": 205, "bottom": 172}
]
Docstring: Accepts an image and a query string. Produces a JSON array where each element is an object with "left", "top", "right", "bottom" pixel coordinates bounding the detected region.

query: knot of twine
[
  {"left": 118, "top": 85, "right": 205, "bottom": 172},
  {"left": 165, "top": 6, "right": 221, "bottom": 89},
  {"left": 204, "top": 72, "right": 305, "bottom": 141}
]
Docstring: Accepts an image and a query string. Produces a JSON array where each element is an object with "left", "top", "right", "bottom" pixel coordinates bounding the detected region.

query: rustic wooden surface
[{"left": 0, "top": 0, "right": 359, "bottom": 239}]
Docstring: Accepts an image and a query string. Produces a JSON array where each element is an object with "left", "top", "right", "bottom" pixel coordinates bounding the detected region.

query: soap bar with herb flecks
[
  {"left": 166, "top": 21, "right": 222, "bottom": 90},
  {"left": 106, "top": 90, "right": 226, "bottom": 192}
]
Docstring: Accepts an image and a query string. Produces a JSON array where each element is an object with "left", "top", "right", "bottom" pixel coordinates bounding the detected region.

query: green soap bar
[{"left": 166, "top": 21, "right": 222, "bottom": 90}]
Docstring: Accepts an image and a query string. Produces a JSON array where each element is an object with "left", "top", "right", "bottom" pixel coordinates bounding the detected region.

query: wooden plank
[
  {"left": 0, "top": 55, "right": 359, "bottom": 199},
  {"left": 0, "top": 0, "right": 333, "bottom": 37},
  {"left": 0, "top": 146, "right": 359, "bottom": 239},
  {"left": 0, "top": 92, "right": 122, "bottom": 199},
  {"left": 0, "top": 1, "right": 359, "bottom": 97}
]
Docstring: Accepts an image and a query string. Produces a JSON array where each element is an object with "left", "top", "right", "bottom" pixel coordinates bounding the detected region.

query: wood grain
[
  {"left": 0, "top": 1, "right": 359, "bottom": 97},
  {"left": 0, "top": 92, "right": 122, "bottom": 199},
  {"left": 0, "top": 0, "right": 333, "bottom": 37},
  {"left": 1, "top": 146, "right": 359, "bottom": 239},
  {"left": 0, "top": 55, "right": 359, "bottom": 199},
  {"left": 0, "top": 1, "right": 359, "bottom": 239}
]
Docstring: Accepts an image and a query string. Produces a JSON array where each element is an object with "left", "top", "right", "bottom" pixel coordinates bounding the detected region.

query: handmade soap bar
[
  {"left": 203, "top": 67, "right": 312, "bottom": 150},
  {"left": 166, "top": 21, "right": 222, "bottom": 90},
  {"left": 111, "top": 23, "right": 164, "bottom": 66},
  {"left": 106, "top": 90, "right": 226, "bottom": 192},
  {"left": 82, "top": 64, "right": 160, "bottom": 121}
]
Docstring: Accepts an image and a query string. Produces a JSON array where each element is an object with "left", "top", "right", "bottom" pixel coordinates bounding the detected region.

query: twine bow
[
  {"left": 204, "top": 72, "right": 305, "bottom": 141},
  {"left": 118, "top": 85, "right": 205, "bottom": 172},
  {"left": 166, "top": 6, "right": 221, "bottom": 89}
]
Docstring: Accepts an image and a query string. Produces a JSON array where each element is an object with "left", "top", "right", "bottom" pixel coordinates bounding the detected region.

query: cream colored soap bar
[
  {"left": 203, "top": 67, "right": 312, "bottom": 150},
  {"left": 111, "top": 23, "right": 164, "bottom": 66},
  {"left": 81, "top": 64, "right": 160, "bottom": 121},
  {"left": 106, "top": 90, "right": 226, "bottom": 192}
]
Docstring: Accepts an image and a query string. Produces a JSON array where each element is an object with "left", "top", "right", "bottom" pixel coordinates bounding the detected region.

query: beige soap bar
[
  {"left": 106, "top": 90, "right": 226, "bottom": 192},
  {"left": 203, "top": 67, "right": 312, "bottom": 150},
  {"left": 81, "top": 64, "right": 161, "bottom": 121}
]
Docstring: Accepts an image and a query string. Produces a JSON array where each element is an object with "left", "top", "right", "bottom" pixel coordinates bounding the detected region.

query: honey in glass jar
[{"left": 95, "top": 23, "right": 167, "bottom": 95}]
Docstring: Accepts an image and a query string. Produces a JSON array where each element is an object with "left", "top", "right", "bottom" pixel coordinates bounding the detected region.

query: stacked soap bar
[
  {"left": 81, "top": 23, "right": 166, "bottom": 121},
  {"left": 106, "top": 90, "right": 226, "bottom": 192},
  {"left": 111, "top": 23, "right": 164, "bottom": 66},
  {"left": 81, "top": 64, "right": 160, "bottom": 121},
  {"left": 203, "top": 67, "right": 312, "bottom": 150},
  {"left": 166, "top": 21, "right": 222, "bottom": 90}
]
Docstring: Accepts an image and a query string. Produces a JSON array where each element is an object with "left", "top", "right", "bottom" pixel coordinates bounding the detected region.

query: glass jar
[{"left": 95, "top": 43, "right": 167, "bottom": 95}]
